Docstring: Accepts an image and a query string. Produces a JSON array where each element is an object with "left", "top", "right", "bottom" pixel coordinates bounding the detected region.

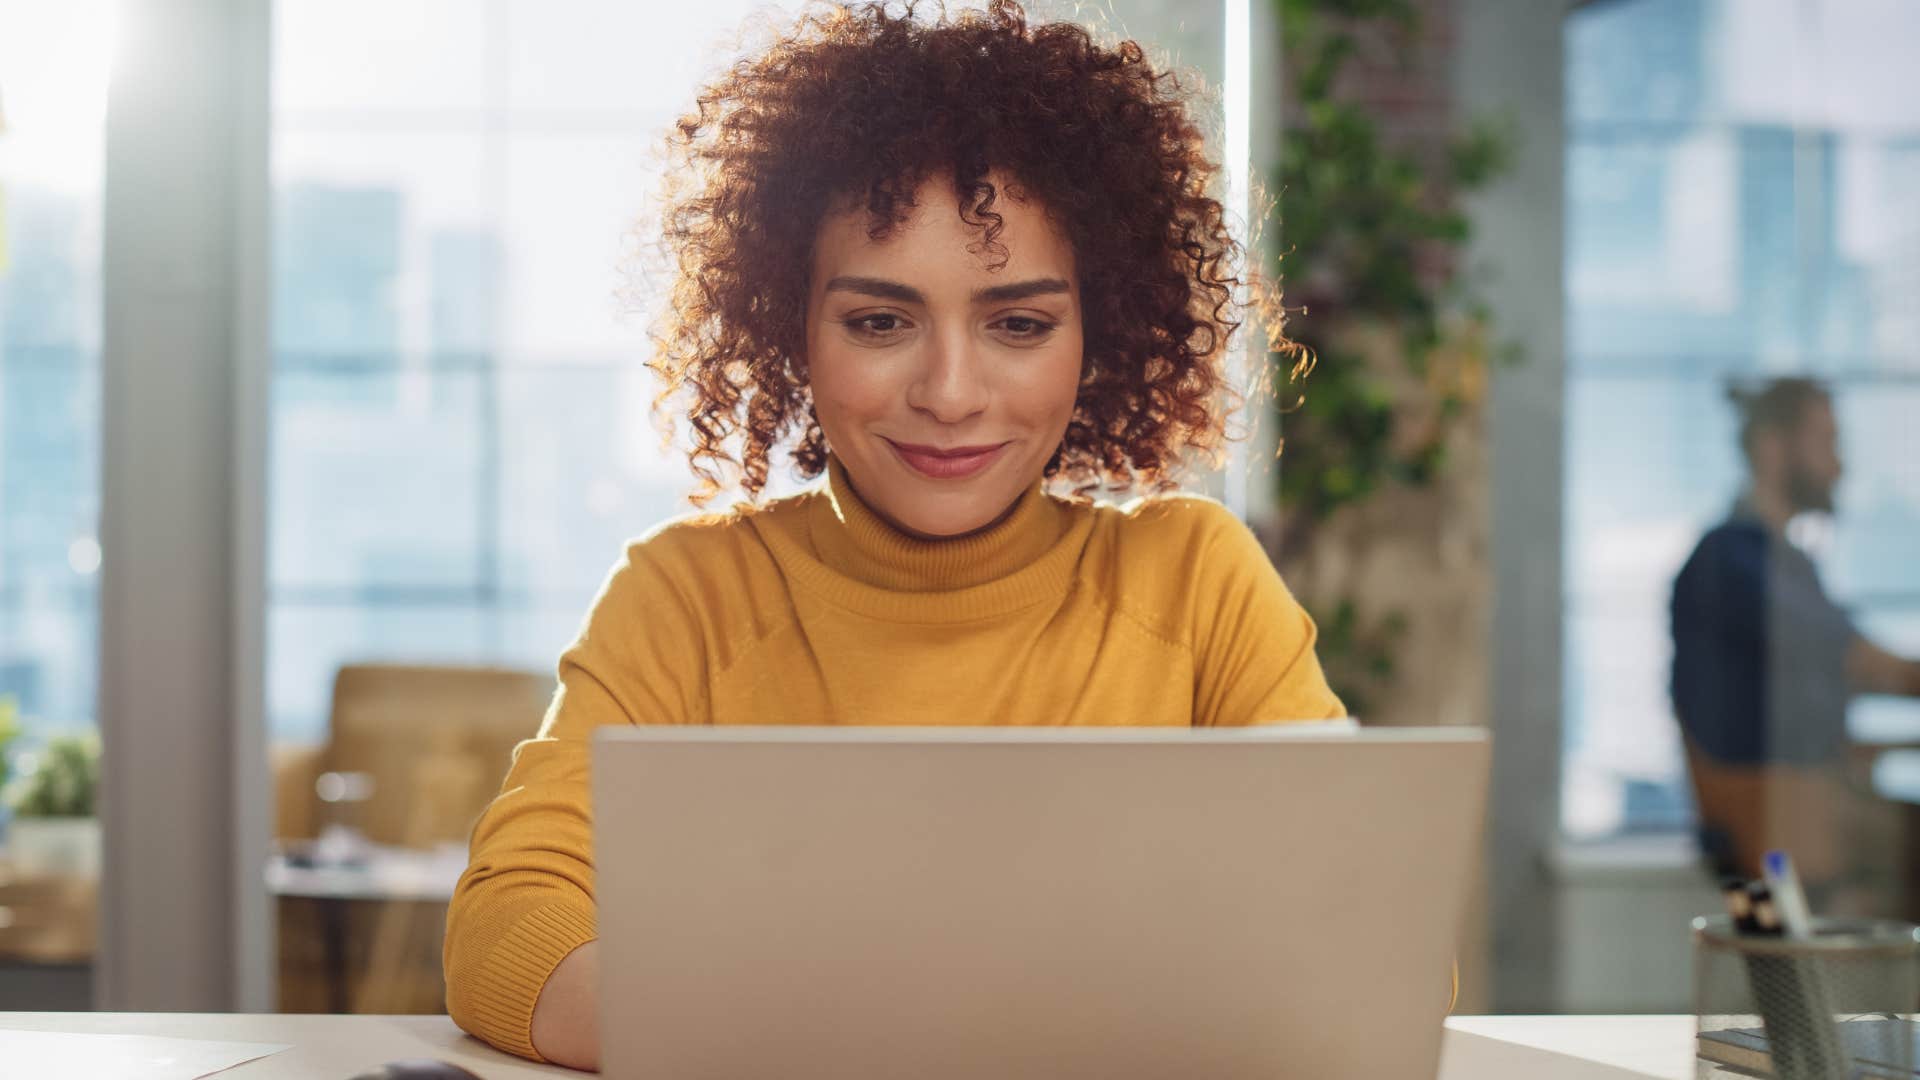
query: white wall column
[
  {"left": 97, "top": 0, "right": 272, "bottom": 1010},
  {"left": 1455, "top": 0, "right": 1568, "bottom": 1012}
]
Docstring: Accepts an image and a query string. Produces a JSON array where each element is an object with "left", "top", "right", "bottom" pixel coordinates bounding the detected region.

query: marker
[{"left": 1762, "top": 850, "right": 1815, "bottom": 938}]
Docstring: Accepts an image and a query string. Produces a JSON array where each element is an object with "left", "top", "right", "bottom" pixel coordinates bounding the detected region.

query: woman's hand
[{"left": 530, "top": 939, "right": 601, "bottom": 1071}]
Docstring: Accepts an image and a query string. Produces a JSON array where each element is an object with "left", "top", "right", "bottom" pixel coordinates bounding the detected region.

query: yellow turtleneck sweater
[{"left": 444, "top": 458, "right": 1345, "bottom": 1061}]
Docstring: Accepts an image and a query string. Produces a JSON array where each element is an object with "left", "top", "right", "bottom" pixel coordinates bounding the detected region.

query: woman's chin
[
  {"left": 886, "top": 504, "right": 1002, "bottom": 541},
  {"left": 840, "top": 443, "right": 1036, "bottom": 540}
]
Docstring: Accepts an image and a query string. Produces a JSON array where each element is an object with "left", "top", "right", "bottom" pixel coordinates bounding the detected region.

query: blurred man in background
[{"left": 1671, "top": 377, "right": 1920, "bottom": 905}]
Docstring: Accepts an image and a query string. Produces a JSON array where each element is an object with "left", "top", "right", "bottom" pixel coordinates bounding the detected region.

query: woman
[{"left": 444, "top": 1, "right": 1344, "bottom": 1068}]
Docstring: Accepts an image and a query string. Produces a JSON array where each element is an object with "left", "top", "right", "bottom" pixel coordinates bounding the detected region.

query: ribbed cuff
[{"left": 462, "top": 902, "right": 598, "bottom": 1062}]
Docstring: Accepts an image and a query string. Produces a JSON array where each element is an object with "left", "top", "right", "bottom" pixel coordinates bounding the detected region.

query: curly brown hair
[{"left": 644, "top": 0, "right": 1273, "bottom": 502}]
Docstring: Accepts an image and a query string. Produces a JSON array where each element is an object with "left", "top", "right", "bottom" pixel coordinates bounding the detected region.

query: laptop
[{"left": 592, "top": 724, "right": 1489, "bottom": 1079}]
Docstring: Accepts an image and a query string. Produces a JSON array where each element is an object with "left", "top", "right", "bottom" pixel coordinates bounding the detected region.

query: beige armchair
[
  {"left": 272, "top": 662, "right": 554, "bottom": 1013},
  {"left": 276, "top": 663, "right": 556, "bottom": 847}
]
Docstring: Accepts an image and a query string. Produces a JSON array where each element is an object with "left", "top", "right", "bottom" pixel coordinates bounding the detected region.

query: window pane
[
  {"left": 1564, "top": 374, "right": 1739, "bottom": 608},
  {"left": 503, "top": 0, "right": 761, "bottom": 114},
  {"left": 1571, "top": 1, "right": 1920, "bottom": 133},
  {"left": 496, "top": 366, "right": 690, "bottom": 603},
  {"left": 1562, "top": 606, "right": 1690, "bottom": 837},
  {"left": 1854, "top": 606, "right": 1920, "bottom": 746},
  {"left": 1829, "top": 385, "right": 1920, "bottom": 598},
  {"left": 498, "top": 133, "right": 654, "bottom": 358},
  {"left": 267, "top": 603, "right": 493, "bottom": 745},
  {"left": 1566, "top": 0, "right": 1714, "bottom": 129},
  {"left": 273, "top": 132, "right": 493, "bottom": 360},
  {"left": 0, "top": 1, "right": 109, "bottom": 741},
  {"left": 0, "top": 581, "right": 96, "bottom": 738},
  {"left": 273, "top": 0, "right": 488, "bottom": 114},
  {"left": 270, "top": 368, "right": 485, "bottom": 591},
  {"left": 1567, "top": 128, "right": 1902, "bottom": 367}
]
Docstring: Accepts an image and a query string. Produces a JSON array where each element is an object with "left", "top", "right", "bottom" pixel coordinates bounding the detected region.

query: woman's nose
[{"left": 904, "top": 329, "right": 990, "bottom": 424}]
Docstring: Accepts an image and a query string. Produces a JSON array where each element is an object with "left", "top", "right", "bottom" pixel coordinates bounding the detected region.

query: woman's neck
[
  {"left": 839, "top": 469, "right": 1030, "bottom": 543},
  {"left": 806, "top": 456, "right": 1067, "bottom": 592}
]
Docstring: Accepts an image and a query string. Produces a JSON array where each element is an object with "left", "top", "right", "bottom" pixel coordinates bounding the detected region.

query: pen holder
[{"left": 1693, "top": 915, "right": 1920, "bottom": 1079}]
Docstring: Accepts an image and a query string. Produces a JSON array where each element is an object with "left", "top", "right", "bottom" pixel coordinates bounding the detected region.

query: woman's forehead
[{"left": 810, "top": 174, "right": 1076, "bottom": 291}]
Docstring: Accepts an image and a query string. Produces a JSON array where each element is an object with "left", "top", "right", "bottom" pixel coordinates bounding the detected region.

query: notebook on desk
[
  {"left": 592, "top": 724, "right": 1489, "bottom": 1080},
  {"left": 1699, "top": 1019, "right": 1920, "bottom": 1077}
]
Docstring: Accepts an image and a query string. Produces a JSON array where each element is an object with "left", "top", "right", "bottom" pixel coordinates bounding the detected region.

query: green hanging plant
[{"left": 1268, "top": 0, "right": 1519, "bottom": 713}]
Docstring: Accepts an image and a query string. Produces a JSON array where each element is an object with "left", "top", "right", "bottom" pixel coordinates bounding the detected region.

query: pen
[
  {"left": 1754, "top": 859, "right": 1846, "bottom": 1077},
  {"left": 1762, "top": 850, "right": 1815, "bottom": 938}
]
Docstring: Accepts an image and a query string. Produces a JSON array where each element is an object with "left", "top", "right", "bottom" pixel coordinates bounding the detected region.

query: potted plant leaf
[
  {"left": 0, "top": 695, "right": 21, "bottom": 844},
  {"left": 4, "top": 730, "right": 102, "bottom": 879}
]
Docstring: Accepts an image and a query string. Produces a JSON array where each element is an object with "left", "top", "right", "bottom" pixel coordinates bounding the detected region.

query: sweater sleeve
[
  {"left": 443, "top": 540, "right": 707, "bottom": 1062},
  {"left": 1186, "top": 503, "right": 1346, "bottom": 727}
]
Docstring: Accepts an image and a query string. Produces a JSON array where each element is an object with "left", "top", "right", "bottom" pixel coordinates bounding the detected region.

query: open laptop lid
[{"left": 594, "top": 725, "right": 1488, "bottom": 1079}]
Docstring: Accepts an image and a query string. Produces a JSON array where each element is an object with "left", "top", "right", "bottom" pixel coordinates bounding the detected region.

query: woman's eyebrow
[
  {"left": 824, "top": 276, "right": 924, "bottom": 303},
  {"left": 972, "top": 277, "right": 1072, "bottom": 303},
  {"left": 822, "top": 275, "right": 1073, "bottom": 304}
]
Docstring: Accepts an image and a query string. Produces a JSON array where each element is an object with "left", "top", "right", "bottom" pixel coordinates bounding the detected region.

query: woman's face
[{"left": 804, "top": 173, "right": 1084, "bottom": 539}]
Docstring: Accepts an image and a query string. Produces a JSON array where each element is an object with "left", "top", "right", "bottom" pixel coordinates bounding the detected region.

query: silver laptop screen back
[{"left": 593, "top": 727, "right": 1487, "bottom": 1080}]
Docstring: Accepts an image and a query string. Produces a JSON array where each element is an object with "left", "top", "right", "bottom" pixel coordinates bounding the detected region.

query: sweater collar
[{"left": 806, "top": 454, "right": 1068, "bottom": 592}]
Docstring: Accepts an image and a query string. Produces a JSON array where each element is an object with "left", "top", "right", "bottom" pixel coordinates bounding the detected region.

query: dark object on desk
[
  {"left": 281, "top": 839, "right": 369, "bottom": 871},
  {"left": 1698, "top": 1018, "right": 1920, "bottom": 1078},
  {"left": 1746, "top": 880, "right": 1781, "bottom": 936},
  {"left": 345, "top": 1059, "right": 483, "bottom": 1080},
  {"left": 1723, "top": 876, "right": 1758, "bottom": 933}
]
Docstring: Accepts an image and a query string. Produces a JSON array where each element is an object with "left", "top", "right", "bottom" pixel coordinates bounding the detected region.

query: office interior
[{"left": 0, "top": 0, "right": 1915, "bottom": 1035}]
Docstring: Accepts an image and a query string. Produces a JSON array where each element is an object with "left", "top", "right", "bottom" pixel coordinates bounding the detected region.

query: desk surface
[
  {"left": 265, "top": 843, "right": 466, "bottom": 903},
  {"left": 0, "top": 1012, "right": 1706, "bottom": 1078}
]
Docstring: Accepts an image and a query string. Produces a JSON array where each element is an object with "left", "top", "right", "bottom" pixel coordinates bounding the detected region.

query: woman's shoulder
[
  {"left": 1079, "top": 487, "right": 1260, "bottom": 563},
  {"left": 623, "top": 488, "right": 812, "bottom": 567},
  {"left": 1074, "top": 489, "right": 1278, "bottom": 626},
  {"left": 588, "top": 490, "right": 814, "bottom": 626}
]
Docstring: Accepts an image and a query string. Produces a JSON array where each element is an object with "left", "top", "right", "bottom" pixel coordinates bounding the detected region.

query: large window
[
  {"left": 0, "top": 1, "right": 113, "bottom": 741},
  {"left": 1562, "top": 0, "right": 1920, "bottom": 836}
]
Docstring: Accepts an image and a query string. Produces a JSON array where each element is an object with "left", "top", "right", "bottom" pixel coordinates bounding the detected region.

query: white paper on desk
[{"left": 0, "top": 1030, "right": 288, "bottom": 1079}]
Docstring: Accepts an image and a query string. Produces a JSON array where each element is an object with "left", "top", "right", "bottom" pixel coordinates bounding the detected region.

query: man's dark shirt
[{"left": 1670, "top": 500, "right": 1859, "bottom": 767}]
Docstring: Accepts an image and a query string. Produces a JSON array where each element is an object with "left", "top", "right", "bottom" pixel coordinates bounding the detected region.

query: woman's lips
[{"left": 885, "top": 439, "right": 1009, "bottom": 480}]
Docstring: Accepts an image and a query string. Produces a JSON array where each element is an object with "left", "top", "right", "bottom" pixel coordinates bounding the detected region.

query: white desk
[
  {"left": 265, "top": 844, "right": 467, "bottom": 904},
  {"left": 1443, "top": 1016, "right": 1699, "bottom": 1078},
  {"left": 0, "top": 1012, "right": 1705, "bottom": 1078}
]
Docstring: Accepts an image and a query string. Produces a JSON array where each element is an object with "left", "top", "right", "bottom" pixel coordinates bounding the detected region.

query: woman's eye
[
  {"left": 845, "top": 314, "right": 906, "bottom": 336},
  {"left": 994, "top": 315, "right": 1057, "bottom": 340}
]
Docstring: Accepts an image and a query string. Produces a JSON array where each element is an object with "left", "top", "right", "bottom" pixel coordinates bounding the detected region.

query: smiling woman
[
  {"left": 804, "top": 172, "right": 1086, "bottom": 538},
  {"left": 443, "top": 1, "right": 1344, "bottom": 1069},
  {"left": 644, "top": 0, "right": 1253, "bottom": 509}
]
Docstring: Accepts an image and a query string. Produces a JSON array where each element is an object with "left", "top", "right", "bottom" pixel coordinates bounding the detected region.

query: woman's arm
[
  {"left": 531, "top": 940, "right": 601, "bottom": 1070},
  {"left": 444, "top": 542, "right": 707, "bottom": 1064},
  {"left": 1182, "top": 502, "right": 1346, "bottom": 726},
  {"left": 441, "top": 679, "right": 603, "bottom": 1063}
]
